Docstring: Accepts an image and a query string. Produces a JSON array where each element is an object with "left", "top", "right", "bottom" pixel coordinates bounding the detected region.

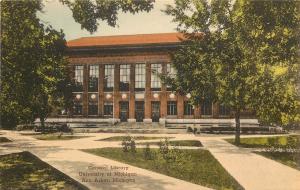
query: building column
[
  {"left": 98, "top": 65, "right": 104, "bottom": 117},
  {"left": 144, "top": 62, "right": 152, "bottom": 122},
  {"left": 177, "top": 95, "right": 184, "bottom": 119},
  {"left": 160, "top": 63, "right": 167, "bottom": 118},
  {"left": 128, "top": 64, "right": 136, "bottom": 122},
  {"left": 69, "top": 65, "right": 75, "bottom": 116},
  {"left": 113, "top": 64, "right": 120, "bottom": 119},
  {"left": 82, "top": 65, "right": 88, "bottom": 117},
  {"left": 194, "top": 105, "right": 200, "bottom": 119}
]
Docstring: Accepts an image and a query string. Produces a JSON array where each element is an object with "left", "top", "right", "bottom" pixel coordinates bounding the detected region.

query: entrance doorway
[
  {"left": 119, "top": 101, "right": 129, "bottom": 122},
  {"left": 151, "top": 102, "right": 160, "bottom": 122},
  {"left": 135, "top": 101, "right": 144, "bottom": 122}
]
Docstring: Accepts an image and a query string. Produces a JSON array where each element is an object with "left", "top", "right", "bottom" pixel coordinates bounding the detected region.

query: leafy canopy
[
  {"left": 60, "top": 0, "right": 154, "bottom": 33},
  {"left": 1, "top": 0, "right": 70, "bottom": 128},
  {"left": 163, "top": 0, "right": 300, "bottom": 127}
]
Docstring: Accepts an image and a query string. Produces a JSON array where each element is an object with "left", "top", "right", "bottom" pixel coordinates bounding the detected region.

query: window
[
  {"left": 104, "top": 65, "right": 114, "bottom": 91},
  {"left": 167, "top": 101, "right": 177, "bottom": 115},
  {"left": 73, "top": 102, "right": 82, "bottom": 115},
  {"left": 88, "top": 93, "right": 98, "bottom": 115},
  {"left": 151, "top": 63, "right": 162, "bottom": 90},
  {"left": 120, "top": 64, "right": 130, "bottom": 91},
  {"left": 184, "top": 101, "right": 194, "bottom": 115},
  {"left": 166, "top": 63, "right": 176, "bottom": 90},
  {"left": 88, "top": 65, "right": 99, "bottom": 92},
  {"left": 219, "top": 104, "right": 230, "bottom": 116},
  {"left": 104, "top": 102, "right": 113, "bottom": 116},
  {"left": 73, "top": 93, "right": 83, "bottom": 115},
  {"left": 166, "top": 63, "right": 176, "bottom": 78},
  {"left": 201, "top": 100, "right": 212, "bottom": 116},
  {"left": 74, "top": 65, "right": 83, "bottom": 91},
  {"left": 135, "top": 64, "right": 145, "bottom": 90}
]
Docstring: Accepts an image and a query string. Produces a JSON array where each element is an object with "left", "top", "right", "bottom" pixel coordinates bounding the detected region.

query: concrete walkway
[
  {"left": 0, "top": 131, "right": 210, "bottom": 190},
  {"left": 1, "top": 130, "right": 300, "bottom": 190},
  {"left": 199, "top": 137, "right": 300, "bottom": 190}
]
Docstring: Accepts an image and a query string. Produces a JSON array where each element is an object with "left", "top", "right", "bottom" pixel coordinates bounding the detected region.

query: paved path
[
  {"left": 0, "top": 131, "right": 210, "bottom": 190},
  {"left": 199, "top": 137, "right": 300, "bottom": 190},
  {"left": 1, "top": 130, "right": 300, "bottom": 190}
]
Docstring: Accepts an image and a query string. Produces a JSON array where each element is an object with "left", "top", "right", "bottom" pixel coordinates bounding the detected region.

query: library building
[{"left": 52, "top": 33, "right": 257, "bottom": 127}]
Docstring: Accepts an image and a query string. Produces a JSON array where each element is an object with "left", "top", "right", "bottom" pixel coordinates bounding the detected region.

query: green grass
[
  {"left": 97, "top": 136, "right": 173, "bottom": 141},
  {"left": 83, "top": 148, "right": 243, "bottom": 190},
  {"left": 0, "top": 137, "right": 12, "bottom": 143},
  {"left": 138, "top": 140, "right": 202, "bottom": 147},
  {"left": 35, "top": 134, "right": 90, "bottom": 140},
  {"left": 256, "top": 151, "right": 300, "bottom": 171},
  {"left": 0, "top": 151, "right": 87, "bottom": 190},
  {"left": 225, "top": 135, "right": 300, "bottom": 148}
]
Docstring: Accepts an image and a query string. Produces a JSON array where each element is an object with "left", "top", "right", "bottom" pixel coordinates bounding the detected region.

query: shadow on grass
[
  {"left": 0, "top": 151, "right": 88, "bottom": 190},
  {"left": 0, "top": 137, "right": 12, "bottom": 143}
]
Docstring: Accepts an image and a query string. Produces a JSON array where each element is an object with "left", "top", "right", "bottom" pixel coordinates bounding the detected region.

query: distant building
[{"left": 50, "top": 33, "right": 257, "bottom": 127}]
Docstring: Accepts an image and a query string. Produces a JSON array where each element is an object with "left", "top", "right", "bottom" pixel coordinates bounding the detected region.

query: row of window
[
  {"left": 167, "top": 101, "right": 229, "bottom": 116},
  {"left": 73, "top": 63, "right": 176, "bottom": 92},
  {"left": 73, "top": 100, "right": 230, "bottom": 116}
]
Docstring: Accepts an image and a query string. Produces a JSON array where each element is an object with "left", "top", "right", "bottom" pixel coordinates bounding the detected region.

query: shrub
[
  {"left": 130, "top": 138, "right": 136, "bottom": 154},
  {"left": 143, "top": 143, "right": 152, "bottom": 160},
  {"left": 121, "top": 136, "right": 130, "bottom": 152},
  {"left": 34, "top": 123, "right": 71, "bottom": 133},
  {"left": 16, "top": 124, "right": 36, "bottom": 131},
  {"left": 187, "top": 126, "right": 193, "bottom": 133},
  {"left": 121, "top": 135, "right": 136, "bottom": 153},
  {"left": 159, "top": 138, "right": 172, "bottom": 161},
  {"left": 285, "top": 136, "right": 299, "bottom": 152}
]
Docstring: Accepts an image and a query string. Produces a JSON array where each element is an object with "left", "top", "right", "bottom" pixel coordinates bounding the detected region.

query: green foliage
[
  {"left": 226, "top": 135, "right": 300, "bottom": 150},
  {"left": 139, "top": 140, "right": 203, "bottom": 147},
  {"left": 257, "top": 151, "right": 300, "bottom": 171},
  {"left": 130, "top": 137, "right": 136, "bottom": 154},
  {"left": 34, "top": 134, "right": 88, "bottom": 141},
  {"left": 143, "top": 143, "right": 153, "bottom": 160},
  {"left": 121, "top": 135, "right": 136, "bottom": 153},
  {"left": 99, "top": 135, "right": 168, "bottom": 141},
  {"left": 60, "top": 0, "right": 154, "bottom": 33},
  {"left": 1, "top": 0, "right": 153, "bottom": 129},
  {"left": 0, "top": 0, "right": 72, "bottom": 129},
  {"left": 159, "top": 138, "right": 170, "bottom": 160},
  {"left": 163, "top": 0, "right": 300, "bottom": 143}
]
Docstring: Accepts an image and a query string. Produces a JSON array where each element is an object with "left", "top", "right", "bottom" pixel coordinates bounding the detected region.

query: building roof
[{"left": 67, "top": 33, "right": 185, "bottom": 48}]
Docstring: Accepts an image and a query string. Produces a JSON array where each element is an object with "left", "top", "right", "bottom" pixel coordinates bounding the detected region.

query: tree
[
  {"left": 60, "top": 0, "right": 154, "bottom": 33},
  {"left": 1, "top": 0, "right": 154, "bottom": 129},
  {"left": 163, "top": 0, "right": 300, "bottom": 144},
  {"left": 0, "top": 0, "right": 71, "bottom": 130}
]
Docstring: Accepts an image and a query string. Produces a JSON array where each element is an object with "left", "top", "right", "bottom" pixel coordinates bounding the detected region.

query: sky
[{"left": 39, "top": 0, "right": 177, "bottom": 40}]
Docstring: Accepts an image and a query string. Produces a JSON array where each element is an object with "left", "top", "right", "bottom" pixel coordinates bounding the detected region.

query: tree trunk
[
  {"left": 40, "top": 117, "right": 45, "bottom": 134},
  {"left": 235, "top": 110, "right": 241, "bottom": 145}
]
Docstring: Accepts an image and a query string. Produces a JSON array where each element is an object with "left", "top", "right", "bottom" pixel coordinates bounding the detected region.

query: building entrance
[
  {"left": 151, "top": 102, "right": 160, "bottom": 122},
  {"left": 135, "top": 101, "right": 144, "bottom": 122},
  {"left": 119, "top": 102, "right": 129, "bottom": 122}
]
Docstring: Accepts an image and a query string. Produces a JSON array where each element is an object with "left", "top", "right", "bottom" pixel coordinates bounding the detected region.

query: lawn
[
  {"left": 0, "top": 137, "right": 12, "bottom": 143},
  {"left": 138, "top": 140, "right": 202, "bottom": 147},
  {"left": 256, "top": 151, "right": 300, "bottom": 171},
  {"left": 0, "top": 151, "right": 87, "bottom": 190},
  {"left": 226, "top": 135, "right": 300, "bottom": 170},
  {"left": 97, "top": 136, "right": 173, "bottom": 141},
  {"left": 225, "top": 135, "right": 300, "bottom": 148},
  {"left": 83, "top": 148, "right": 243, "bottom": 190},
  {"left": 35, "top": 134, "right": 90, "bottom": 140}
]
